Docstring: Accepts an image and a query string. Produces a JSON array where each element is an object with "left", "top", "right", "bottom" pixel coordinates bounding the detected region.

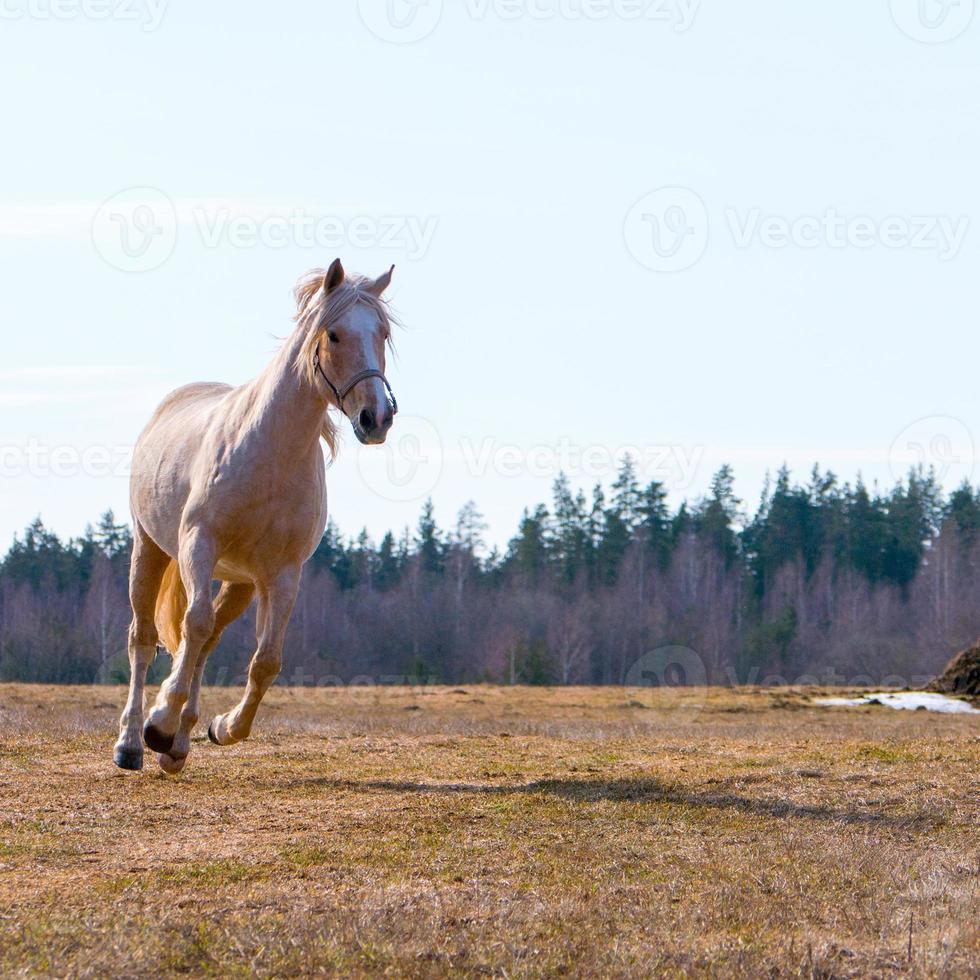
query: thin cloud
[{"left": 0, "top": 364, "right": 162, "bottom": 383}]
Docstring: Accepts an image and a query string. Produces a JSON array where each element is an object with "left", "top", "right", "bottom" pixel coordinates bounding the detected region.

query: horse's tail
[{"left": 155, "top": 560, "right": 187, "bottom": 655}]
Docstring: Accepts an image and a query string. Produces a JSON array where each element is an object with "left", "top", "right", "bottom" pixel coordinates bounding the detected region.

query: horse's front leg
[
  {"left": 113, "top": 523, "right": 169, "bottom": 771},
  {"left": 143, "top": 530, "right": 217, "bottom": 755},
  {"left": 208, "top": 567, "right": 301, "bottom": 746},
  {"left": 158, "top": 582, "right": 255, "bottom": 774}
]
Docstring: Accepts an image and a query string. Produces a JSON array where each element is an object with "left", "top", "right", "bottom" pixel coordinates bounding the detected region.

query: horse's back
[
  {"left": 148, "top": 381, "right": 235, "bottom": 425},
  {"left": 131, "top": 382, "right": 238, "bottom": 556}
]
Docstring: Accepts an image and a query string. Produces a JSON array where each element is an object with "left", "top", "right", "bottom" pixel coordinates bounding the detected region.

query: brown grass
[{"left": 0, "top": 683, "right": 977, "bottom": 978}]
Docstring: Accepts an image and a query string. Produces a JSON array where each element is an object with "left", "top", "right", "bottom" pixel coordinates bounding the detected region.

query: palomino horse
[{"left": 113, "top": 259, "right": 397, "bottom": 774}]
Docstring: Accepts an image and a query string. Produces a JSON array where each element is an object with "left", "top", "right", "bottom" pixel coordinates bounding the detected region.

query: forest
[{"left": 2, "top": 459, "right": 979, "bottom": 688}]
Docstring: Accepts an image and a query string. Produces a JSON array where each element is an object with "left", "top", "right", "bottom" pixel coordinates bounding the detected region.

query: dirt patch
[{"left": 928, "top": 645, "right": 980, "bottom": 699}]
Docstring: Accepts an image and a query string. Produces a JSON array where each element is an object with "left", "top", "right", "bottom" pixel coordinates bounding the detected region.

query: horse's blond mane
[{"left": 292, "top": 268, "right": 395, "bottom": 460}]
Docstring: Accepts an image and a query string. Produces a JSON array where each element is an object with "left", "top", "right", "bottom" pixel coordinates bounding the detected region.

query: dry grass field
[{"left": 0, "top": 683, "right": 977, "bottom": 978}]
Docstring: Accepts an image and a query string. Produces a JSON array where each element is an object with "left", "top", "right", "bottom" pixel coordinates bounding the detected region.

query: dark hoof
[
  {"left": 143, "top": 722, "right": 175, "bottom": 755},
  {"left": 207, "top": 720, "right": 221, "bottom": 745},
  {"left": 114, "top": 746, "right": 144, "bottom": 771}
]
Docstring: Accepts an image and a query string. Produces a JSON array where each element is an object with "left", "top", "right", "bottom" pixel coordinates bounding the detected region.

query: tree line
[{"left": 2, "top": 460, "right": 979, "bottom": 687}]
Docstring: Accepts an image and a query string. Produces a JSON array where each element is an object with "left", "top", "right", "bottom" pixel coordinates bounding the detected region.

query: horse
[{"left": 113, "top": 259, "right": 398, "bottom": 774}]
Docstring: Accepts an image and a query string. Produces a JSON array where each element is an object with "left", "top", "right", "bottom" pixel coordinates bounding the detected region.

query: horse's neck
[{"left": 246, "top": 328, "right": 328, "bottom": 460}]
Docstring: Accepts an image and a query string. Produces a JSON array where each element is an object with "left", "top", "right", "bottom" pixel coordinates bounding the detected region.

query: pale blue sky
[{"left": 1, "top": 1, "right": 977, "bottom": 550}]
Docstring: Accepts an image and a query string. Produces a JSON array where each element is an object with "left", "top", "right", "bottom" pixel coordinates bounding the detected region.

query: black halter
[{"left": 313, "top": 349, "right": 398, "bottom": 418}]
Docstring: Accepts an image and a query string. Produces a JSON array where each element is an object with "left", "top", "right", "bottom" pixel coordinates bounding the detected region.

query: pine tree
[
  {"left": 638, "top": 480, "right": 672, "bottom": 568},
  {"left": 376, "top": 532, "right": 402, "bottom": 591},
  {"left": 453, "top": 501, "right": 488, "bottom": 558},
  {"left": 551, "top": 474, "right": 590, "bottom": 586},
  {"left": 946, "top": 481, "right": 980, "bottom": 544},
  {"left": 848, "top": 478, "right": 886, "bottom": 582},
  {"left": 506, "top": 505, "right": 550, "bottom": 585},
  {"left": 92, "top": 510, "right": 131, "bottom": 559},
  {"left": 881, "top": 469, "right": 942, "bottom": 590},
  {"left": 611, "top": 455, "right": 643, "bottom": 529},
  {"left": 3, "top": 518, "right": 78, "bottom": 591},
  {"left": 415, "top": 499, "right": 445, "bottom": 576},
  {"left": 695, "top": 465, "right": 741, "bottom": 566},
  {"left": 595, "top": 456, "right": 644, "bottom": 586},
  {"left": 349, "top": 529, "right": 376, "bottom": 589}
]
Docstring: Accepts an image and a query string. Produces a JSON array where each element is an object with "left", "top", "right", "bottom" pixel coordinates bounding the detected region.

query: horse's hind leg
[
  {"left": 144, "top": 530, "right": 217, "bottom": 754},
  {"left": 158, "top": 582, "right": 254, "bottom": 774},
  {"left": 113, "top": 523, "right": 169, "bottom": 771},
  {"left": 209, "top": 567, "right": 301, "bottom": 746}
]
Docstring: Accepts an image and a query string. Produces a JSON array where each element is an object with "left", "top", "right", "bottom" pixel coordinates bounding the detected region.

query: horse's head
[{"left": 299, "top": 259, "right": 397, "bottom": 446}]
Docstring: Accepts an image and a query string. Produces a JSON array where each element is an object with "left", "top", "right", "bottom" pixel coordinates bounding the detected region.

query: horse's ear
[
  {"left": 322, "top": 258, "right": 345, "bottom": 294},
  {"left": 368, "top": 265, "right": 395, "bottom": 297}
]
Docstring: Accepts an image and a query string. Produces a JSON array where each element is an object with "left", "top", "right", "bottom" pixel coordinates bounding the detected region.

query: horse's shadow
[{"left": 281, "top": 776, "right": 939, "bottom": 829}]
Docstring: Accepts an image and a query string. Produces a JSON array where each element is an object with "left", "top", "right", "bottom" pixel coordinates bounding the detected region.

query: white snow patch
[{"left": 815, "top": 692, "right": 979, "bottom": 715}]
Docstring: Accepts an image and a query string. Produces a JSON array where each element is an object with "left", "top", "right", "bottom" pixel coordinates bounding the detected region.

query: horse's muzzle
[{"left": 353, "top": 410, "right": 393, "bottom": 446}]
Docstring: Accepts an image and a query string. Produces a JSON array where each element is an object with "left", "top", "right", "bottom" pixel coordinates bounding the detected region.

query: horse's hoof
[
  {"left": 158, "top": 752, "right": 187, "bottom": 775},
  {"left": 143, "top": 722, "right": 175, "bottom": 755},
  {"left": 114, "top": 745, "right": 144, "bottom": 771},
  {"left": 207, "top": 720, "right": 221, "bottom": 745}
]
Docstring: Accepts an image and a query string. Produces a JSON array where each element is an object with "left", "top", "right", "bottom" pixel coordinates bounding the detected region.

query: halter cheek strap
[{"left": 313, "top": 350, "right": 399, "bottom": 418}]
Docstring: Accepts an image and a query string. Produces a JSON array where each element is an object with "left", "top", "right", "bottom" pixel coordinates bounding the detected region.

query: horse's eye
[{"left": 328, "top": 331, "right": 340, "bottom": 344}]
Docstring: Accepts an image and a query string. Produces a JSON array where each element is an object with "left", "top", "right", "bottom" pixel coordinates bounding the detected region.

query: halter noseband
[{"left": 313, "top": 348, "right": 398, "bottom": 419}]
